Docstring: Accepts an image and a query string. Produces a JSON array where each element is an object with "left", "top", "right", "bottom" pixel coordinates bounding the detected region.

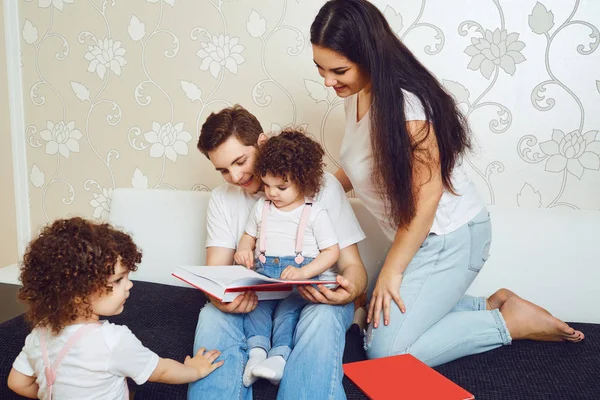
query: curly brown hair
[
  {"left": 254, "top": 129, "right": 326, "bottom": 197},
  {"left": 18, "top": 217, "right": 141, "bottom": 334}
]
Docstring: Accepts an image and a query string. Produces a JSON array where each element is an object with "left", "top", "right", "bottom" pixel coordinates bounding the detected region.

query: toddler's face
[
  {"left": 262, "top": 174, "right": 303, "bottom": 209},
  {"left": 90, "top": 261, "right": 133, "bottom": 317}
]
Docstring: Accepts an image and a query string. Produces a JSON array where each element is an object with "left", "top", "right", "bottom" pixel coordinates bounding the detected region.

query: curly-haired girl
[
  {"left": 8, "top": 217, "right": 223, "bottom": 400},
  {"left": 233, "top": 129, "right": 340, "bottom": 387}
]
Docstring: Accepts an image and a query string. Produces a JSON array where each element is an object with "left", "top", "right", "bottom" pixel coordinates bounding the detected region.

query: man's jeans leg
[
  {"left": 277, "top": 302, "right": 354, "bottom": 400},
  {"left": 187, "top": 303, "right": 251, "bottom": 400}
]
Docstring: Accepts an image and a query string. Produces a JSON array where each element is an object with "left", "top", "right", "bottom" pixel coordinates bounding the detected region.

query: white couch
[{"left": 2, "top": 188, "right": 598, "bottom": 323}]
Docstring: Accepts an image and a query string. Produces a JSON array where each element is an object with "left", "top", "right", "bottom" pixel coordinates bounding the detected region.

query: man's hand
[
  {"left": 208, "top": 291, "right": 258, "bottom": 314},
  {"left": 297, "top": 275, "right": 357, "bottom": 305},
  {"left": 281, "top": 266, "right": 308, "bottom": 280},
  {"left": 234, "top": 249, "right": 255, "bottom": 269}
]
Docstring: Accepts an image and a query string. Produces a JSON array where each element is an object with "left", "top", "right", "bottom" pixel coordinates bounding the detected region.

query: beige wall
[
  {"left": 0, "top": 2, "right": 19, "bottom": 268},
  {"left": 9, "top": 0, "right": 600, "bottom": 236}
]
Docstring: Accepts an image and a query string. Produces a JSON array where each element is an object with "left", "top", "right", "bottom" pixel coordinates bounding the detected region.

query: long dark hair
[{"left": 311, "top": 0, "right": 471, "bottom": 228}]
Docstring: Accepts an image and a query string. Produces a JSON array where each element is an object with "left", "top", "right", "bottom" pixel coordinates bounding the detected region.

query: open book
[{"left": 172, "top": 265, "right": 338, "bottom": 302}]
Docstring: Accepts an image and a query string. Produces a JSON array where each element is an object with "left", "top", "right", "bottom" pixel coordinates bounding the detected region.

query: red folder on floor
[{"left": 343, "top": 354, "right": 474, "bottom": 400}]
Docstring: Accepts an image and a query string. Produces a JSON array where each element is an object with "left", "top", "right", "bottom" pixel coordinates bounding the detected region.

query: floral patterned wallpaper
[{"left": 12, "top": 0, "right": 600, "bottom": 235}]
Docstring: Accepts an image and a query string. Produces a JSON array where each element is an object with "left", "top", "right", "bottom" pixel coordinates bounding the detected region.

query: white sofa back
[{"left": 105, "top": 188, "right": 599, "bottom": 324}]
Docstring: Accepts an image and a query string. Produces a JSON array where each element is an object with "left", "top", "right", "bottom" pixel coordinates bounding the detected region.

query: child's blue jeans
[{"left": 244, "top": 255, "right": 316, "bottom": 361}]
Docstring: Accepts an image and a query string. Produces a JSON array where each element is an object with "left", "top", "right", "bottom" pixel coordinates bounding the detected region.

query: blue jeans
[
  {"left": 364, "top": 207, "right": 512, "bottom": 367},
  {"left": 245, "top": 256, "right": 314, "bottom": 361},
  {"left": 188, "top": 301, "right": 354, "bottom": 400}
]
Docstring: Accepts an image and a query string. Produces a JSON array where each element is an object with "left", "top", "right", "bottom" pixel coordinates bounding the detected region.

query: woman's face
[{"left": 312, "top": 45, "right": 370, "bottom": 98}]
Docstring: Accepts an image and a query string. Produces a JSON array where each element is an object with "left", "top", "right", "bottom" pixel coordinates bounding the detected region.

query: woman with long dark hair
[{"left": 308, "top": 0, "right": 584, "bottom": 366}]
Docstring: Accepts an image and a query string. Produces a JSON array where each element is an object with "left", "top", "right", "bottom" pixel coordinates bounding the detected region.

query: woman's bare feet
[
  {"left": 500, "top": 295, "right": 584, "bottom": 342},
  {"left": 486, "top": 288, "right": 517, "bottom": 310}
]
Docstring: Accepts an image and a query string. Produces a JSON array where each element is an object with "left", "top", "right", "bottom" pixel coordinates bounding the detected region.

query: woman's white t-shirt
[
  {"left": 12, "top": 321, "right": 159, "bottom": 400},
  {"left": 340, "top": 90, "right": 485, "bottom": 241}
]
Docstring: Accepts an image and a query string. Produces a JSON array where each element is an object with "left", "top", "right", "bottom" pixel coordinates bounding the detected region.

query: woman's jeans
[
  {"left": 244, "top": 256, "right": 315, "bottom": 361},
  {"left": 188, "top": 260, "right": 354, "bottom": 400},
  {"left": 364, "top": 207, "right": 512, "bottom": 367}
]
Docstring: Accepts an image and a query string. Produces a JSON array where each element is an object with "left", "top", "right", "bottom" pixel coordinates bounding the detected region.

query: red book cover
[{"left": 343, "top": 354, "right": 474, "bottom": 400}]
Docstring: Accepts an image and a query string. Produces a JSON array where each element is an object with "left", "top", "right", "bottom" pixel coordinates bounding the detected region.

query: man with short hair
[{"left": 188, "top": 105, "right": 367, "bottom": 400}]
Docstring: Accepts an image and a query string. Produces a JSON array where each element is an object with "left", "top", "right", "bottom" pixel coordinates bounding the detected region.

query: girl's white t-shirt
[
  {"left": 206, "top": 171, "right": 365, "bottom": 252},
  {"left": 340, "top": 90, "right": 485, "bottom": 241},
  {"left": 12, "top": 321, "right": 159, "bottom": 400},
  {"left": 245, "top": 197, "right": 339, "bottom": 260},
  {"left": 245, "top": 198, "right": 339, "bottom": 280}
]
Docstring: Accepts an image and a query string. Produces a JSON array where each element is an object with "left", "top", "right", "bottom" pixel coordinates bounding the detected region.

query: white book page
[{"left": 179, "top": 265, "right": 280, "bottom": 287}]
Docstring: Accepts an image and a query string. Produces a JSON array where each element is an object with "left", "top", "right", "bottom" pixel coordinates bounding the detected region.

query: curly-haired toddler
[
  {"left": 233, "top": 129, "right": 340, "bottom": 386},
  {"left": 8, "top": 217, "right": 223, "bottom": 400}
]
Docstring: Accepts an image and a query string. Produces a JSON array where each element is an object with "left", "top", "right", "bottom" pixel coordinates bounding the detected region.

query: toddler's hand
[
  {"left": 281, "top": 266, "right": 307, "bottom": 280},
  {"left": 234, "top": 250, "right": 254, "bottom": 269},
  {"left": 185, "top": 348, "right": 224, "bottom": 379}
]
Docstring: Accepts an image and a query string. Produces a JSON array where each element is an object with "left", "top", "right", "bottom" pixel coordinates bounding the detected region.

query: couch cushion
[
  {"left": 1, "top": 282, "right": 599, "bottom": 399},
  {"left": 108, "top": 189, "right": 212, "bottom": 288}
]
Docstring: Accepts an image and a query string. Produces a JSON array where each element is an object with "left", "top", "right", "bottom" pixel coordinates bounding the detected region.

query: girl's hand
[
  {"left": 234, "top": 249, "right": 254, "bottom": 269},
  {"left": 281, "top": 266, "right": 307, "bottom": 280},
  {"left": 185, "top": 348, "right": 224, "bottom": 379},
  {"left": 367, "top": 268, "right": 405, "bottom": 328}
]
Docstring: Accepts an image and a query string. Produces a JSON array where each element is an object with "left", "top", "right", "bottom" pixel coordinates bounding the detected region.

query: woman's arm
[
  {"left": 334, "top": 168, "right": 353, "bottom": 193},
  {"left": 7, "top": 368, "right": 38, "bottom": 399},
  {"left": 368, "top": 121, "right": 444, "bottom": 327}
]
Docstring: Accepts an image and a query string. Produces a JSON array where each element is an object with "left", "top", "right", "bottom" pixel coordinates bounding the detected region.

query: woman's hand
[
  {"left": 297, "top": 275, "right": 357, "bottom": 305},
  {"left": 367, "top": 268, "right": 405, "bottom": 328}
]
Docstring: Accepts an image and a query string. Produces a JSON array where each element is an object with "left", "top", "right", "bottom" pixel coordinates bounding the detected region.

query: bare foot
[
  {"left": 486, "top": 288, "right": 517, "bottom": 310},
  {"left": 487, "top": 289, "right": 551, "bottom": 316},
  {"left": 500, "top": 296, "right": 584, "bottom": 342}
]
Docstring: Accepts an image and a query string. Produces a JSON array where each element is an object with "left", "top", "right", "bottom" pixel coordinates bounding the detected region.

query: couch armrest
[{"left": 0, "top": 264, "right": 20, "bottom": 286}]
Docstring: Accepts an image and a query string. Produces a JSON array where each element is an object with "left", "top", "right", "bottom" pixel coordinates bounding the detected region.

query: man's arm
[
  {"left": 206, "top": 246, "right": 235, "bottom": 266},
  {"left": 297, "top": 243, "right": 367, "bottom": 305}
]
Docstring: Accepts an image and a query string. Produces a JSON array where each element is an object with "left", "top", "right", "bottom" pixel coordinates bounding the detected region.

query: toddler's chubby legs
[
  {"left": 243, "top": 348, "right": 267, "bottom": 387},
  {"left": 252, "top": 292, "right": 307, "bottom": 385},
  {"left": 252, "top": 355, "right": 287, "bottom": 385},
  {"left": 242, "top": 300, "right": 277, "bottom": 387}
]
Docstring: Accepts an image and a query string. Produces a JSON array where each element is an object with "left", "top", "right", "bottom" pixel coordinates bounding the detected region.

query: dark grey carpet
[{"left": 1, "top": 281, "right": 598, "bottom": 399}]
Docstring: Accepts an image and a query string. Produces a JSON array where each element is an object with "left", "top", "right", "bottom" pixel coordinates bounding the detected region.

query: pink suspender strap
[
  {"left": 294, "top": 203, "right": 312, "bottom": 264},
  {"left": 258, "top": 200, "right": 271, "bottom": 263},
  {"left": 258, "top": 200, "right": 313, "bottom": 265},
  {"left": 40, "top": 323, "right": 100, "bottom": 400}
]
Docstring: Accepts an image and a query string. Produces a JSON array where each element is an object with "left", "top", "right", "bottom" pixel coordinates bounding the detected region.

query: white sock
[
  {"left": 243, "top": 348, "right": 267, "bottom": 387},
  {"left": 252, "top": 355, "right": 287, "bottom": 385}
]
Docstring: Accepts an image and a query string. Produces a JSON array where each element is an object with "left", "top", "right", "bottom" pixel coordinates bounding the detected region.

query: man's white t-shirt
[
  {"left": 12, "top": 321, "right": 159, "bottom": 400},
  {"left": 206, "top": 172, "right": 365, "bottom": 252},
  {"left": 340, "top": 90, "right": 485, "bottom": 241}
]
